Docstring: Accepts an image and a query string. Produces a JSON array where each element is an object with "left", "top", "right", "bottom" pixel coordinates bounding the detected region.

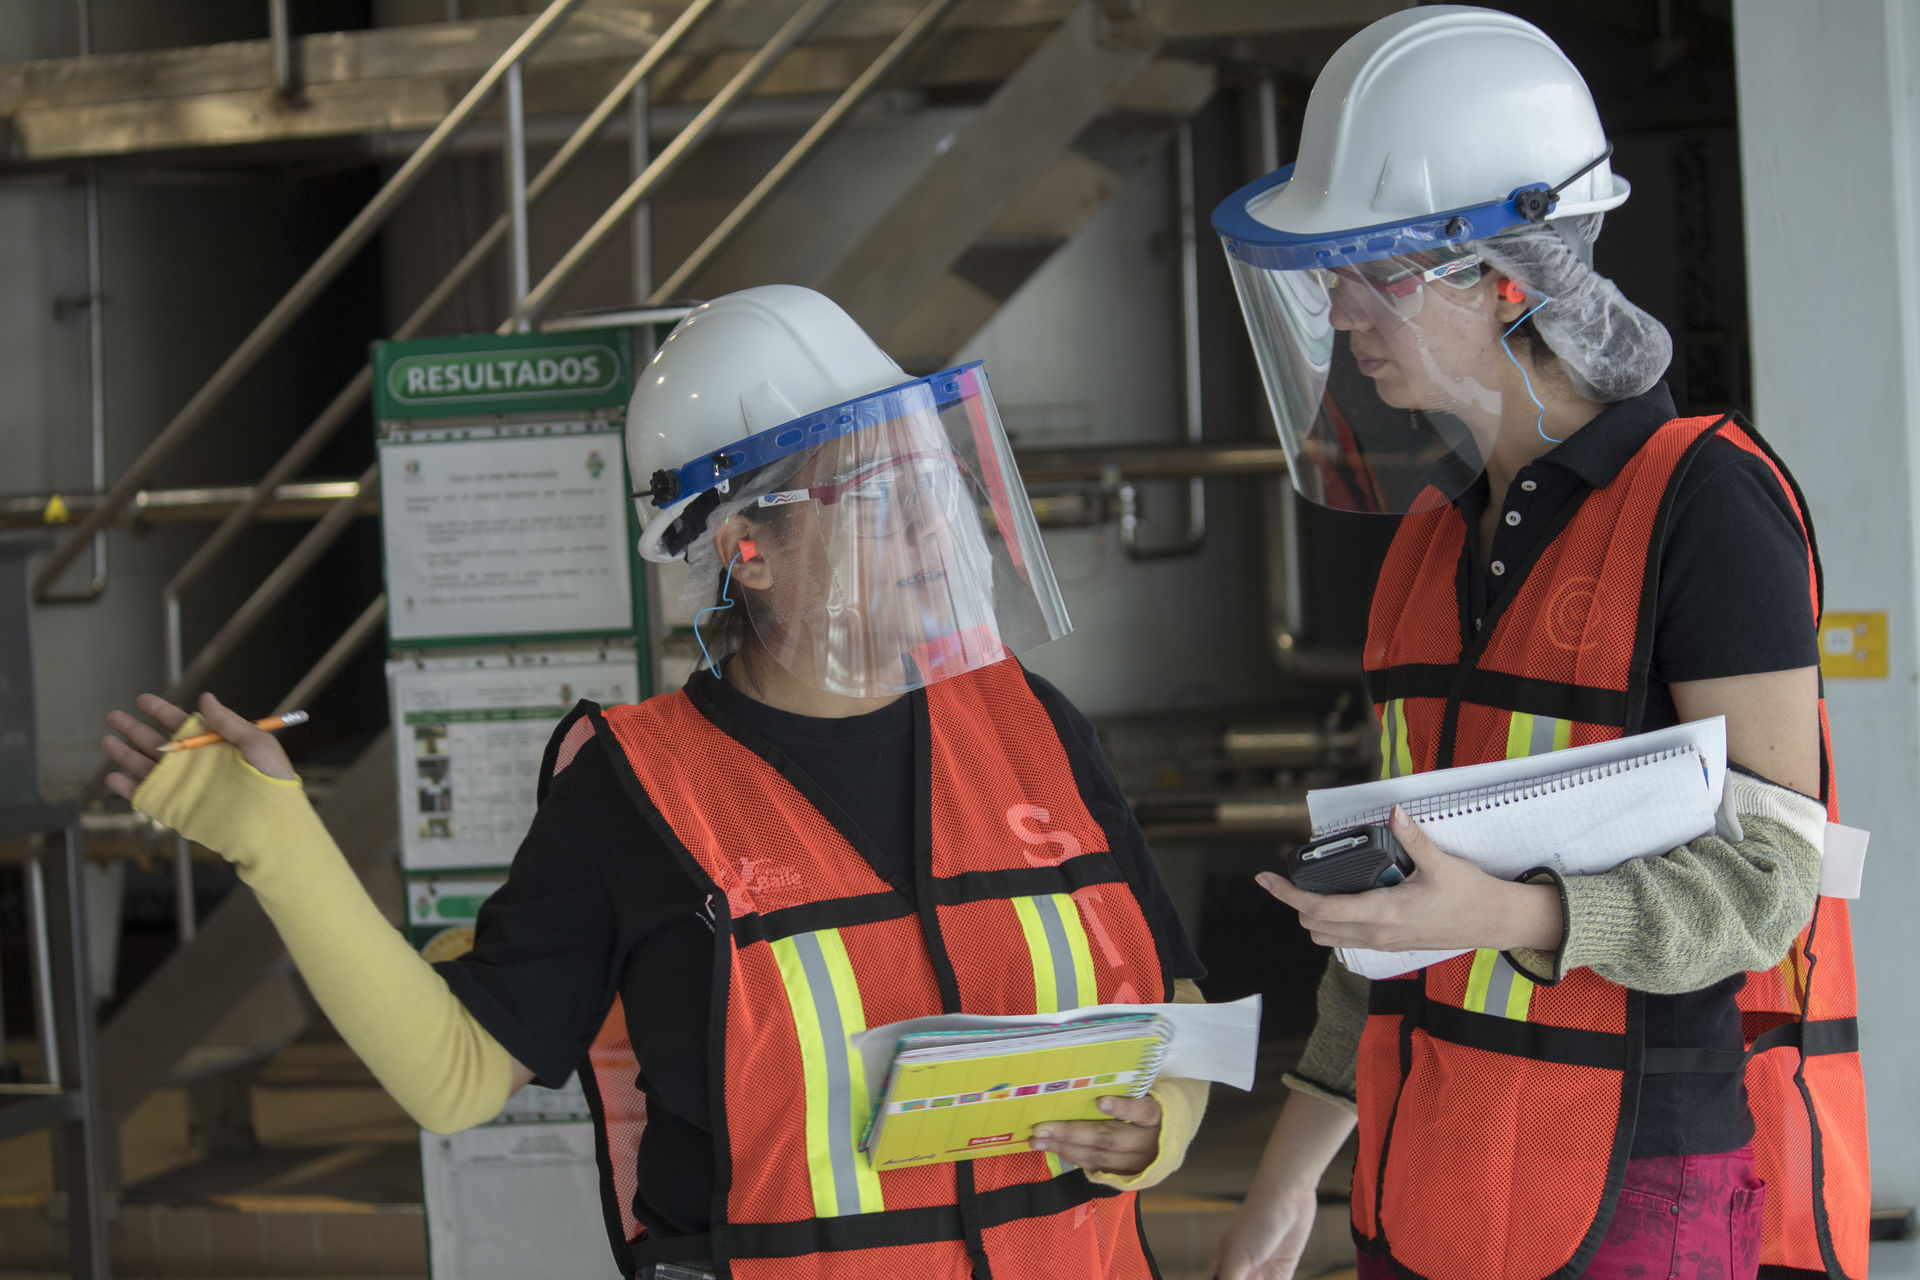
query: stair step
[{"left": 0, "top": 1197, "right": 424, "bottom": 1277}]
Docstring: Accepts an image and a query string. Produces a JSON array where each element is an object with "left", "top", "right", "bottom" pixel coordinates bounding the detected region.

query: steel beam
[{"left": 0, "top": 2, "right": 1397, "bottom": 163}]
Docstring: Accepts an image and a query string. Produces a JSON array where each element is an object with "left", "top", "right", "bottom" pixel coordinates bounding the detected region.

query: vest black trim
[
  {"left": 582, "top": 705, "right": 734, "bottom": 1279},
  {"left": 1367, "top": 664, "right": 1631, "bottom": 728},
  {"left": 726, "top": 851, "right": 1135, "bottom": 945},
  {"left": 730, "top": 891, "right": 913, "bottom": 946},
  {"left": 1751, "top": 1017, "right": 1859, "bottom": 1059},
  {"left": 929, "top": 855, "right": 1130, "bottom": 904},
  {"left": 1367, "top": 980, "right": 1858, "bottom": 1078},
  {"left": 1794, "top": 896, "right": 1846, "bottom": 1278},
  {"left": 1369, "top": 977, "right": 1628, "bottom": 1071},
  {"left": 630, "top": 1171, "right": 1120, "bottom": 1264},
  {"left": 536, "top": 700, "right": 598, "bottom": 805}
]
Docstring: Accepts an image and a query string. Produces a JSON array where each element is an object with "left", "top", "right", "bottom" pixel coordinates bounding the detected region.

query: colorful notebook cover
[{"left": 861, "top": 1015, "right": 1172, "bottom": 1170}]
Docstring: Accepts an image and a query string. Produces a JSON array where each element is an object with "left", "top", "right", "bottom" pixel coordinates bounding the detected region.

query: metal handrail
[
  {"left": 33, "top": 0, "right": 588, "bottom": 599},
  {"left": 10, "top": 443, "right": 1289, "bottom": 533},
  {"left": 1, "top": 481, "right": 366, "bottom": 528},
  {"left": 144, "top": 0, "right": 729, "bottom": 843},
  {"left": 516, "top": 0, "right": 844, "bottom": 326},
  {"left": 161, "top": 0, "right": 722, "bottom": 622},
  {"left": 146, "top": 0, "right": 847, "bottom": 767},
  {"left": 649, "top": 0, "right": 963, "bottom": 303},
  {"left": 65, "top": 0, "right": 844, "bottom": 818},
  {"left": 71, "top": 0, "right": 1018, "bottom": 831}
]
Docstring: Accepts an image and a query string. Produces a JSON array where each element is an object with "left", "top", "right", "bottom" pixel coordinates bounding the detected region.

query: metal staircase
[{"left": 6, "top": 0, "right": 1393, "bottom": 1238}]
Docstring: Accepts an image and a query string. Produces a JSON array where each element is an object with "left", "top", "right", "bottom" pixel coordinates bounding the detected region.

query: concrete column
[{"left": 1736, "top": 2, "right": 1920, "bottom": 1269}]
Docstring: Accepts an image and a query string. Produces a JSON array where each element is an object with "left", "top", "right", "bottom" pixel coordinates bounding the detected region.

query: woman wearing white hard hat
[
  {"left": 103, "top": 285, "right": 1211, "bottom": 1280},
  {"left": 1209, "top": 8, "right": 1866, "bottom": 1280}
]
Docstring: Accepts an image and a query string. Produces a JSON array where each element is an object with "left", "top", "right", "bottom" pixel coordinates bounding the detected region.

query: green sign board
[{"left": 372, "top": 329, "right": 633, "bottom": 421}]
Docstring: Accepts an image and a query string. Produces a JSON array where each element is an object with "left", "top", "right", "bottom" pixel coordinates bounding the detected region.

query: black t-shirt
[
  {"left": 437, "top": 667, "right": 1205, "bottom": 1239},
  {"left": 1452, "top": 383, "right": 1819, "bottom": 1158}
]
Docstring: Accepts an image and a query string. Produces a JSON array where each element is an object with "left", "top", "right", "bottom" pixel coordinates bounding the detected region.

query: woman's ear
[
  {"left": 714, "top": 516, "right": 775, "bottom": 589},
  {"left": 1492, "top": 273, "right": 1534, "bottom": 325}
]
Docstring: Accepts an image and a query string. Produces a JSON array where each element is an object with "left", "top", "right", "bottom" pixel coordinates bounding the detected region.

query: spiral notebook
[
  {"left": 861, "top": 1014, "right": 1172, "bottom": 1171},
  {"left": 1308, "top": 718, "right": 1727, "bottom": 979}
]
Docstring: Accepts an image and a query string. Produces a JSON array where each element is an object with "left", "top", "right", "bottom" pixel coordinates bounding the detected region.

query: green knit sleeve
[
  {"left": 1509, "top": 771, "right": 1826, "bottom": 993},
  {"left": 1283, "top": 958, "right": 1371, "bottom": 1112}
]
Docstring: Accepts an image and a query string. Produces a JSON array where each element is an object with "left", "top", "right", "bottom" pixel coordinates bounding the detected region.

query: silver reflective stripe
[
  {"left": 1483, "top": 954, "right": 1522, "bottom": 1017},
  {"left": 1029, "top": 893, "right": 1083, "bottom": 1012},
  {"left": 1529, "top": 714, "right": 1558, "bottom": 758},
  {"left": 790, "top": 931, "right": 863, "bottom": 1216}
]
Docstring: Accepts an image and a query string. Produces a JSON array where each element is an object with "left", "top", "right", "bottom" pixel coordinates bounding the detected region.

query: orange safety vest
[
  {"left": 1357, "top": 414, "right": 1869, "bottom": 1279},
  {"left": 545, "top": 658, "right": 1170, "bottom": 1279}
]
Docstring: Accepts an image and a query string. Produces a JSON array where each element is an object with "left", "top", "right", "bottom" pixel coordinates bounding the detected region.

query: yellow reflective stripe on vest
[
  {"left": 1505, "top": 711, "right": 1572, "bottom": 760},
  {"left": 1462, "top": 946, "right": 1535, "bottom": 1020},
  {"left": 770, "top": 931, "right": 886, "bottom": 1217},
  {"left": 1380, "top": 699, "right": 1414, "bottom": 780},
  {"left": 1460, "top": 713, "right": 1566, "bottom": 1020},
  {"left": 1011, "top": 894, "right": 1099, "bottom": 1014},
  {"left": 1011, "top": 894, "right": 1098, "bottom": 1175}
]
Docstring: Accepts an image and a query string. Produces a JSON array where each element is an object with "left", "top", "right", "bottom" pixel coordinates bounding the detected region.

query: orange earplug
[
  {"left": 737, "top": 539, "right": 759, "bottom": 562},
  {"left": 1497, "top": 279, "right": 1530, "bottom": 305}
]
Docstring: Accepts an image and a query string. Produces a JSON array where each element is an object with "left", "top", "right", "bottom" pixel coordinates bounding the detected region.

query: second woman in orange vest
[
  {"left": 1207, "top": 7, "right": 1865, "bottom": 1280},
  {"left": 102, "top": 285, "right": 1213, "bottom": 1280}
]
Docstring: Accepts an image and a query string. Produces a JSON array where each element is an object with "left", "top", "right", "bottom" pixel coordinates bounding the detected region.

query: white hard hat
[
  {"left": 1219, "top": 5, "right": 1626, "bottom": 267},
  {"left": 628, "top": 284, "right": 905, "bottom": 562}
]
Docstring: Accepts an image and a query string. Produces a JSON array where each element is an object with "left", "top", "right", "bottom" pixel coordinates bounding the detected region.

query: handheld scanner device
[{"left": 1283, "top": 823, "right": 1413, "bottom": 894}]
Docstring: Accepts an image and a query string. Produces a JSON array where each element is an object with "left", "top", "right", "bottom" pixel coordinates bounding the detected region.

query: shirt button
[
  {"left": 1520, "top": 479, "right": 1538, "bottom": 492},
  {"left": 1491, "top": 560, "right": 1506, "bottom": 576},
  {"left": 1505, "top": 510, "right": 1522, "bottom": 526}
]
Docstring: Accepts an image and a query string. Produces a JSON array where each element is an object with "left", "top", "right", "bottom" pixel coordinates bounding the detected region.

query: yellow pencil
[{"left": 159, "top": 710, "right": 309, "bottom": 753}]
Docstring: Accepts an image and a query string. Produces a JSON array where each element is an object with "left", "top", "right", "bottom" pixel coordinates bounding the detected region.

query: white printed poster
[
  {"left": 379, "top": 430, "right": 635, "bottom": 644},
  {"left": 420, "top": 1123, "right": 615, "bottom": 1280},
  {"left": 390, "top": 649, "right": 639, "bottom": 872}
]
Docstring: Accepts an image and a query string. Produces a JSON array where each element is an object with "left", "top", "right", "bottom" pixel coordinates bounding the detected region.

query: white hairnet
[{"left": 1475, "top": 215, "right": 1672, "bottom": 403}]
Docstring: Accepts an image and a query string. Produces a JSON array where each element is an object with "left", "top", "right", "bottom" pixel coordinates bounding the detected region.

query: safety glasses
[{"left": 755, "top": 451, "right": 973, "bottom": 538}]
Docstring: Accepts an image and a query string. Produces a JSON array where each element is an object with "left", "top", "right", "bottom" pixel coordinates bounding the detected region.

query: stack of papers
[
  {"left": 850, "top": 996, "right": 1262, "bottom": 1171},
  {"left": 861, "top": 1015, "right": 1171, "bottom": 1170}
]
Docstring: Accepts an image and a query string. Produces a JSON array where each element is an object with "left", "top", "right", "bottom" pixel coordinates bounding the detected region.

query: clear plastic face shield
[
  {"left": 654, "top": 363, "right": 1070, "bottom": 698},
  {"left": 1212, "top": 160, "right": 1608, "bottom": 514}
]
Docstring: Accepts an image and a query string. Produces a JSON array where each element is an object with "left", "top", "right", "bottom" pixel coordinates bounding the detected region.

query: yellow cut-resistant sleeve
[
  {"left": 1083, "top": 977, "right": 1212, "bottom": 1191},
  {"left": 133, "top": 725, "right": 515, "bottom": 1134}
]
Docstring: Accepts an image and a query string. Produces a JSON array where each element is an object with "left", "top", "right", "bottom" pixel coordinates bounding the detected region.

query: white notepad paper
[{"left": 1306, "top": 718, "right": 1728, "bottom": 979}]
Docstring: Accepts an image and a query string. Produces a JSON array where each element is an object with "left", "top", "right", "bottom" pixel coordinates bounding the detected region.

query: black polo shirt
[
  {"left": 1451, "top": 381, "right": 1819, "bottom": 1157},
  {"left": 437, "top": 668, "right": 1205, "bottom": 1239}
]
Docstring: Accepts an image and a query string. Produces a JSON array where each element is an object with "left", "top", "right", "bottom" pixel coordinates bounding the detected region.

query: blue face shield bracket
[
  {"left": 644, "top": 361, "right": 987, "bottom": 509},
  {"left": 1211, "top": 146, "right": 1615, "bottom": 272}
]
